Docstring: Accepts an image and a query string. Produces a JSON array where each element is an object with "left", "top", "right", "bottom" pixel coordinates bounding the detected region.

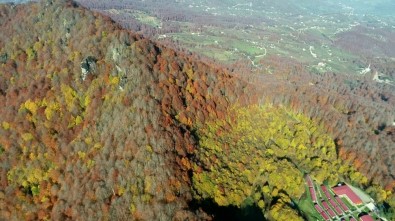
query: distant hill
[{"left": 0, "top": 0, "right": 32, "bottom": 3}]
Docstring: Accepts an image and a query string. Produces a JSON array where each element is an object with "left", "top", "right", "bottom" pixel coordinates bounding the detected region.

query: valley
[{"left": 78, "top": 0, "right": 395, "bottom": 77}]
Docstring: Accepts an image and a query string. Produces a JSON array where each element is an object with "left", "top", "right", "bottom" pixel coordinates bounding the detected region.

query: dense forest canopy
[{"left": 0, "top": 0, "right": 394, "bottom": 220}]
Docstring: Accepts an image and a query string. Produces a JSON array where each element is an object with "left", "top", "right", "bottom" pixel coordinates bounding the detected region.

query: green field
[
  {"left": 132, "top": 10, "right": 162, "bottom": 27},
  {"left": 155, "top": 16, "right": 373, "bottom": 74},
  {"left": 102, "top": 0, "right": 395, "bottom": 77},
  {"left": 297, "top": 185, "right": 324, "bottom": 221}
]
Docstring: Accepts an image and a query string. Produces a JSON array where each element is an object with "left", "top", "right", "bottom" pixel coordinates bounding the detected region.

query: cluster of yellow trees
[
  {"left": 3, "top": 59, "right": 113, "bottom": 207},
  {"left": 191, "top": 105, "right": 392, "bottom": 219}
]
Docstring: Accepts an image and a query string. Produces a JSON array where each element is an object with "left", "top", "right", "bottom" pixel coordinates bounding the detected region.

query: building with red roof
[
  {"left": 306, "top": 175, "right": 314, "bottom": 188},
  {"left": 335, "top": 196, "right": 349, "bottom": 212},
  {"left": 310, "top": 187, "right": 317, "bottom": 202},
  {"left": 359, "top": 214, "right": 374, "bottom": 221},
  {"left": 327, "top": 208, "right": 336, "bottom": 218},
  {"left": 333, "top": 184, "right": 363, "bottom": 205},
  {"left": 314, "top": 204, "right": 323, "bottom": 213},
  {"left": 350, "top": 217, "right": 357, "bottom": 221},
  {"left": 329, "top": 199, "right": 343, "bottom": 215},
  {"left": 321, "top": 185, "right": 332, "bottom": 199},
  {"left": 322, "top": 200, "right": 330, "bottom": 211},
  {"left": 320, "top": 211, "right": 330, "bottom": 221},
  {"left": 333, "top": 205, "right": 343, "bottom": 215}
]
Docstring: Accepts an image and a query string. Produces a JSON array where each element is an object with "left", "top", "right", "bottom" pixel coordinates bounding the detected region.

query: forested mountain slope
[
  {"left": 0, "top": 0, "right": 394, "bottom": 220},
  {"left": 76, "top": 0, "right": 395, "bottom": 191},
  {"left": 0, "top": 1, "right": 251, "bottom": 219}
]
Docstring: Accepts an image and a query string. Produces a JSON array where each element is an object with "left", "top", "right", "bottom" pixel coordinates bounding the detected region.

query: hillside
[
  {"left": 0, "top": 0, "right": 394, "bottom": 220},
  {"left": 0, "top": 0, "right": 251, "bottom": 219},
  {"left": 77, "top": 0, "right": 395, "bottom": 191}
]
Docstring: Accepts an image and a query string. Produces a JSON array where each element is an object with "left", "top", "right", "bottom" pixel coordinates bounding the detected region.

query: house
[
  {"left": 306, "top": 175, "right": 314, "bottom": 188},
  {"left": 359, "top": 214, "right": 374, "bottom": 221},
  {"left": 335, "top": 196, "right": 349, "bottom": 212},
  {"left": 321, "top": 185, "right": 332, "bottom": 199},
  {"left": 322, "top": 200, "right": 330, "bottom": 211},
  {"left": 333, "top": 184, "right": 363, "bottom": 205},
  {"left": 329, "top": 199, "right": 343, "bottom": 215},
  {"left": 321, "top": 201, "right": 336, "bottom": 218},
  {"left": 314, "top": 204, "right": 323, "bottom": 213},
  {"left": 327, "top": 208, "right": 336, "bottom": 218},
  {"left": 315, "top": 204, "right": 330, "bottom": 221},
  {"left": 320, "top": 211, "right": 330, "bottom": 221},
  {"left": 310, "top": 187, "right": 317, "bottom": 202}
]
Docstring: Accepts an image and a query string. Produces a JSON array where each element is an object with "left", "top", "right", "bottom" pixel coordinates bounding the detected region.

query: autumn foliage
[{"left": 0, "top": 0, "right": 393, "bottom": 220}]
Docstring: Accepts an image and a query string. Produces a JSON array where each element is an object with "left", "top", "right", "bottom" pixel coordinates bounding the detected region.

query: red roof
[
  {"left": 333, "top": 185, "right": 363, "bottom": 205},
  {"left": 334, "top": 205, "right": 343, "bottom": 215},
  {"left": 310, "top": 187, "right": 317, "bottom": 202},
  {"left": 321, "top": 185, "right": 332, "bottom": 199},
  {"left": 329, "top": 199, "right": 336, "bottom": 206},
  {"left": 350, "top": 217, "right": 357, "bottom": 221},
  {"left": 320, "top": 212, "right": 330, "bottom": 221},
  {"left": 329, "top": 199, "right": 343, "bottom": 215},
  {"left": 360, "top": 215, "right": 374, "bottom": 221},
  {"left": 327, "top": 208, "right": 336, "bottom": 218},
  {"left": 306, "top": 176, "right": 313, "bottom": 187},
  {"left": 315, "top": 204, "right": 323, "bottom": 213},
  {"left": 335, "top": 196, "right": 349, "bottom": 211},
  {"left": 322, "top": 201, "right": 330, "bottom": 210}
]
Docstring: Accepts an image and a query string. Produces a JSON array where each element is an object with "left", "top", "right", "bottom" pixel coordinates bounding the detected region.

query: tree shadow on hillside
[{"left": 189, "top": 199, "right": 266, "bottom": 221}]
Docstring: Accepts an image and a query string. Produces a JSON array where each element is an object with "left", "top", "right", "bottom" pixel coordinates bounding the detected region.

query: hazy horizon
[{"left": 1, "top": 0, "right": 395, "bottom": 17}]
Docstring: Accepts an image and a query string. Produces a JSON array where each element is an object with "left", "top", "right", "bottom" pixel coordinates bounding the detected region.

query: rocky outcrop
[{"left": 80, "top": 56, "right": 97, "bottom": 80}]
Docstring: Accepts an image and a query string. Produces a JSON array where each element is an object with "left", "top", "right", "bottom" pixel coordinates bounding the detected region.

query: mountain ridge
[
  {"left": 0, "top": 0, "right": 255, "bottom": 219},
  {"left": 0, "top": 0, "right": 394, "bottom": 220}
]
